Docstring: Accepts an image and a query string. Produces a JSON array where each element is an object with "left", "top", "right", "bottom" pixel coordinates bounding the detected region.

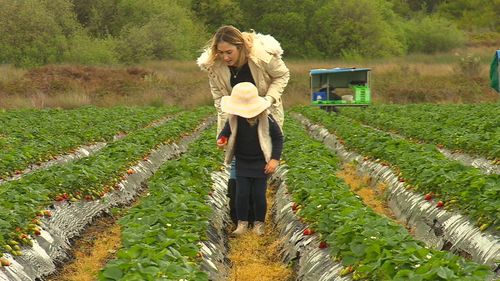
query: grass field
[{"left": 0, "top": 46, "right": 498, "bottom": 109}]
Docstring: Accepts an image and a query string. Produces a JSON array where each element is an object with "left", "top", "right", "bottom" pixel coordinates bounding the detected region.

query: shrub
[
  {"left": 404, "top": 15, "right": 465, "bottom": 54},
  {"left": 115, "top": 0, "right": 207, "bottom": 63},
  {"left": 310, "top": 0, "right": 406, "bottom": 58},
  {"left": 0, "top": 0, "right": 81, "bottom": 67},
  {"left": 63, "top": 33, "right": 119, "bottom": 65},
  {"left": 454, "top": 54, "right": 482, "bottom": 77}
]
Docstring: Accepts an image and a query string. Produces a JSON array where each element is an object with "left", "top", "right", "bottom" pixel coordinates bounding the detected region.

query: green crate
[{"left": 354, "top": 86, "right": 371, "bottom": 104}]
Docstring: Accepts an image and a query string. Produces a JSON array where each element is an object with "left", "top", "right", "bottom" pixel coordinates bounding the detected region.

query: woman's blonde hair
[{"left": 207, "top": 25, "right": 253, "bottom": 68}]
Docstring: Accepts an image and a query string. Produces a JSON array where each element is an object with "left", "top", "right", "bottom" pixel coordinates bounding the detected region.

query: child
[{"left": 216, "top": 82, "right": 283, "bottom": 236}]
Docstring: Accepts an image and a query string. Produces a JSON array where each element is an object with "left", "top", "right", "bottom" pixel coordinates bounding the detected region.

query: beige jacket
[
  {"left": 223, "top": 112, "right": 273, "bottom": 165},
  {"left": 197, "top": 33, "right": 290, "bottom": 134}
]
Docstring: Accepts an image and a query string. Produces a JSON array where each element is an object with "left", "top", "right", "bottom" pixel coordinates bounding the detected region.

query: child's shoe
[
  {"left": 232, "top": 221, "right": 248, "bottom": 236},
  {"left": 253, "top": 221, "right": 265, "bottom": 236}
]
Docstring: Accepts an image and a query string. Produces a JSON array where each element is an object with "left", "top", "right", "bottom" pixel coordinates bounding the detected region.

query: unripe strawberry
[{"left": 0, "top": 257, "right": 11, "bottom": 266}]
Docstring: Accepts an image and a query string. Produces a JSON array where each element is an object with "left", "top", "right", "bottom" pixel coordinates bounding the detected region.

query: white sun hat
[{"left": 220, "top": 82, "right": 271, "bottom": 118}]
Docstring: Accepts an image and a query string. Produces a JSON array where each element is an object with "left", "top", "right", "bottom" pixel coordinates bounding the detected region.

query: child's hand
[
  {"left": 216, "top": 136, "right": 228, "bottom": 149},
  {"left": 265, "top": 159, "right": 279, "bottom": 174}
]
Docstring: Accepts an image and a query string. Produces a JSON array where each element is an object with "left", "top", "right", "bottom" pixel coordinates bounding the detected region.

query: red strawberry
[
  {"left": 292, "top": 202, "right": 299, "bottom": 211},
  {"left": 424, "top": 193, "right": 432, "bottom": 201},
  {"left": 126, "top": 169, "right": 134, "bottom": 175},
  {"left": 217, "top": 136, "right": 228, "bottom": 145},
  {"left": 319, "top": 241, "right": 328, "bottom": 249},
  {"left": 436, "top": 201, "right": 444, "bottom": 208},
  {"left": 303, "top": 228, "right": 314, "bottom": 235}
]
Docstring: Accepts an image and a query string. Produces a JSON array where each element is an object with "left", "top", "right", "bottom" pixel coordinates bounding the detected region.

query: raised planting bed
[
  {"left": 338, "top": 104, "right": 500, "bottom": 162},
  {"left": 0, "top": 106, "right": 181, "bottom": 179},
  {"left": 0, "top": 108, "right": 214, "bottom": 280},
  {"left": 268, "top": 118, "right": 495, "bottom": 280},
  {"left": 99, "top": 125, "right": 230, "bottom": 280}
]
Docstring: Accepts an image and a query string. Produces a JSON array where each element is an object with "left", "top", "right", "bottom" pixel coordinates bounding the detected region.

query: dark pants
[
  {"left": 228, "top": 179, "right": 255, "bottom": 224},
  {"left": 235, "top": 176, "right": 267, "bottom": 222}
]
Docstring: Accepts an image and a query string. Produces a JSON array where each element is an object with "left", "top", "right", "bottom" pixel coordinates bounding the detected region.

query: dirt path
[
  {"left": 46, "top": 215, "right": 121, "bottom": 281},
  {"left": 226, "top": 187, "right": 294, "bottom": 281}
]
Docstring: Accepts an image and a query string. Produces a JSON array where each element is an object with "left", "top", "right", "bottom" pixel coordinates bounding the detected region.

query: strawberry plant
[
  {"left": 100, "top": 125, "right": 222, "bottom": 280},
  {"left": 0, "top": 107, "right": 213, "bottom": 254},
  {"left": 0, "top": 106, "right": 181, "bottom": 179},
  {"left": 281, "top": 117, "right": 493, "bottom": 280},
  {"left": 294, "top": 106, "right": 500, "bottom": 231},
  {"left": 339, "top": 104, "right": 500, "bottom": 160}
]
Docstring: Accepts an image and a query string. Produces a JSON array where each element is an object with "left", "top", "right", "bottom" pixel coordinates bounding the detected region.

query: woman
[
  {"left": 197, "top": 25, "right": 289, "bottom": 132},
  {"left": 197, "top": 25, "right": 289, "bottom": 226}
]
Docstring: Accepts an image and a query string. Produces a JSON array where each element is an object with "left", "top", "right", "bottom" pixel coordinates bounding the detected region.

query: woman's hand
[{"left": 265, "top": 159, "right": 279, "bottom": 174}]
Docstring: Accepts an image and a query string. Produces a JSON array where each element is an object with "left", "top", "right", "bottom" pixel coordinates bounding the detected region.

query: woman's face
[{"left": 216, "top": 41, "right": 240, "bottom": 67}]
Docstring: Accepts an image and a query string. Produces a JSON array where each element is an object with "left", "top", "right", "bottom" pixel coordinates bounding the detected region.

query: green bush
[
  {"left": 403, "top": 15, "right": 465, "bottom": 53},
  {"left": 0, "top": 0, "right": 83, "bottom": 67},
  {"left": 257, "top": 12, "right": 308, "bottom": 58},
  {"left": 310, "top": 0, "right": 406, "bottom": 58},
  {"left": 116, "top": 1, "right": 206, "bottom": 63},
  {"left": 63, "top": 33, "right": 119, "bottom": 65}
]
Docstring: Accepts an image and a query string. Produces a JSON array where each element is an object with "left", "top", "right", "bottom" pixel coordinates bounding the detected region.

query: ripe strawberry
[
  {"left": 303, "top": 228, "right": 314, "bottom": 235},
  {"left": 217, "top": 136, "right": 228, "bottom": 145},
  {"left": 436, "top": 201, "right": 444, "bottom": 208},
  {"left": 424, "top": 193, "right": 432, "bottom": 201},
  {"left": 319, "top": 241, "right": 328, "bottom": 249},
  {"left": 34, "top": 228, "right": 41, "bottom": 236},
  {"left": 126, "top": 169, "right": 134, "bottom": 175},
  {"left": 55, "top": 195, "right": 64, "bottom": 202},
  {"left": 291, "top": 202, "right": 299, "bottom": 211}
]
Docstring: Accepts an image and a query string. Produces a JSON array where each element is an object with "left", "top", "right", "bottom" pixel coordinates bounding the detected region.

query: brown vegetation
[
  {"left": 46, "top": 215, "right": 121, "bottom": 281},
  {"left": 0, "top": 47, "right": 498, "bottom": 109}
]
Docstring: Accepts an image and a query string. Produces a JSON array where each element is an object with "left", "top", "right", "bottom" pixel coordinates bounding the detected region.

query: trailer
[{"left": 310, "top": 67, "right": 371, "bottom": 111}]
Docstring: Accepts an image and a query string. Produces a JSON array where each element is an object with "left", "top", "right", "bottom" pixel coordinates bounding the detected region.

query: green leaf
[
  {"left": 436, "top": 267, "right": 456, "bottom": 280},
  {"left": 101, "top": 266, "right": 123, "bottom": 280}
]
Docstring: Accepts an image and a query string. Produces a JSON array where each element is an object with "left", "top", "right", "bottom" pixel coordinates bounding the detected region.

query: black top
[
  {"left": 219, "top": 115, "right": 283, "bottom": 178},
  {"left": 230, "top": 62, "right": 255, "bottom": 87}
]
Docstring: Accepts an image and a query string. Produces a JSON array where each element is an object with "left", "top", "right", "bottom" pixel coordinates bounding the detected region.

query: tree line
[{"left": 0, "top": 0, "right": 498, "bottom": 67}]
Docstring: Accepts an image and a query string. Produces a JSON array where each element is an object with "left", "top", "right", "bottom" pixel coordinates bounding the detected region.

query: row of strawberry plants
[
  {"left": 0, "top": 107, "right": 213, "bottom": 257},
  {"left": 294, "top": 106, "right": 500, "bottom": 232},
  {"left": 338, "top": 104, "right": 500, "bottom": 160},
  {"left": 283, "top": 117, "right": 492, "bottom": 280},
  {"left": 99, "top": 125, "right": 221, "bottom": 281},
  {"left": 0, "top": 106, "right": 181, "bottom": 179}
]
